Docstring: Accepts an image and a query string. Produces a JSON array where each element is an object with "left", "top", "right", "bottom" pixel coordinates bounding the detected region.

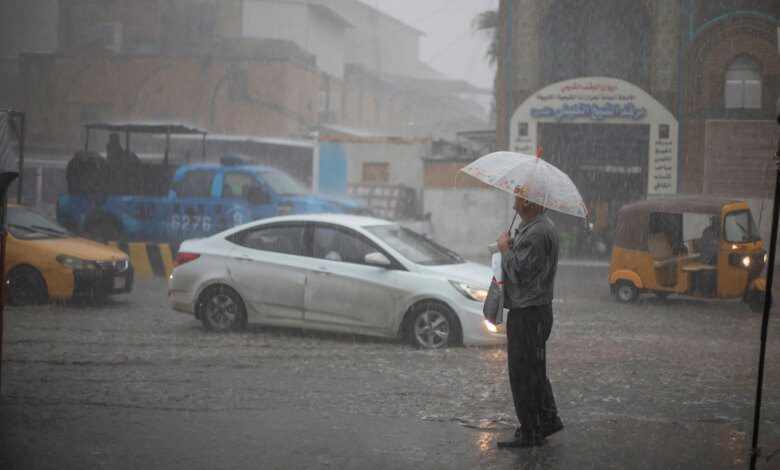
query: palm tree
[
  {"left": 473, "top": 9, "right": 499, "bottom": 123},
  {"left": 472, "top": 9, "right": 499, "bottom": 65}
]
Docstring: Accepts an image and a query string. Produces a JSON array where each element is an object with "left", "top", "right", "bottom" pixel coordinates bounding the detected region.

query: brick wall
[
  {"left": 21, "top": 53, "right": 319, "bottom": 144},
  {"left": 682, "top": 15, "right": 780, "bottom": 194}
]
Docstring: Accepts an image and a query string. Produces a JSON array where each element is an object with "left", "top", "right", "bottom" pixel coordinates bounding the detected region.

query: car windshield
[
  {"left": 365, "top": 225, "right": 463, "bottom": 266},
  {"left": 8, "top": 207, "right": 72, "bottom": 240},
  {"left": 257, "top": 171, "right": 310, "bottom": 196},
  {"left": 724, "top": 209, "right": 761, "bottom": 243}
]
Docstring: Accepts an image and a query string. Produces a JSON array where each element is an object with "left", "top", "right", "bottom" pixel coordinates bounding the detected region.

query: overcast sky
[{"left": 366, "top": 0, "right": 499, "bottom": 90}]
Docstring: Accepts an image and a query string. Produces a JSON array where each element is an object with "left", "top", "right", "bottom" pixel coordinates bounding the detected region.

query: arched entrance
[{"left": 510, "top": 77, "right": 678, "bottom": 245}]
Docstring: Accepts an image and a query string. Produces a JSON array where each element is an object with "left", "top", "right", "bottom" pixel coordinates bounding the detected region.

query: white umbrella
[{"left": 459, "top": 151, "right": 588, "bottom": 218}]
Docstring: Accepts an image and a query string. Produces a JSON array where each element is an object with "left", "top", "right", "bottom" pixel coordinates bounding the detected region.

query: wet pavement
[{"left": 2, "top": 265, "right": 780, "bottom": 469}]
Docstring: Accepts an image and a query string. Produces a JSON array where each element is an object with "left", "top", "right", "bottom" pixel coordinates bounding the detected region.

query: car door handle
[
  {"left": 235, "top": 255, "right": 252, "bottom": 262},
  {"left": 314, "top": 267, "right": 331, "bottom": 275}
]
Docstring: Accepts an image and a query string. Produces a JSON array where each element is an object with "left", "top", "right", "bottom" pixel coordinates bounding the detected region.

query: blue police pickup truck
[{"left": 57, "top": 123, "right": 367, "bottom": 245}]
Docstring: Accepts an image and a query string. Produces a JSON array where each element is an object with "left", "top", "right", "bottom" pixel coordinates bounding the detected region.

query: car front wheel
[
  {"left": 7, "top": 266, "right": 48, "bottom": 306},
  {"left": 409, "top": 303, "right": 459, "bottom": 349},
  {"left": 198, "top": 286, "right": 247, "bottom": 332}
]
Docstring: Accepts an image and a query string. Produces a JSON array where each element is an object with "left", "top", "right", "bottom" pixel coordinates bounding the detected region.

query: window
[
  {"left": 362, "top": 163, "right": 389, "bottom": 183},
  {"left": 313, "top": 225, "right": 378, "bottom": 265},
  {"left": 222, "top": 172, "right": 262, "bottom": 199},
  {"left": 724, "top": 210, "right": 760, "bottom": 243},
  {"left": 232, "top": 224, "right": 305, "bottom": 256},
  {"left": 7, "top": 206, "right": 71, "bottom": 240},
  {"left": 365, "top": 225, "right": 463, "bottom": 266},
  {"left": 257, "top": 171, "right": 309, "bottom": 196},
  {"left": 172, "top": 170, "right": 214, "bottom": 198},
  {"left": 724, "top": 55, "right": 762, "bottom": 109}
]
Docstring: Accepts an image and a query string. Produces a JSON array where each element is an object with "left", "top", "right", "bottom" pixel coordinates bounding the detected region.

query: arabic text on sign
[{"left": 530, "top": 102, "right": 647, "bottom": 122}]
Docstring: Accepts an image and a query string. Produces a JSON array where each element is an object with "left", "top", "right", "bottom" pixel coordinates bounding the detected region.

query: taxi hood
[{"left": 34, "top": 236, "right": 127, "bottom": 261}]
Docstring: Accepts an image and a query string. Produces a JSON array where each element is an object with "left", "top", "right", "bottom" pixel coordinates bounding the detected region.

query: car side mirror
[
  {"left": 365, "top": 252, "right": 391, "bottom": 268},
  {"left": 246, "top": 186, "right": 270, "bottom": 204}
]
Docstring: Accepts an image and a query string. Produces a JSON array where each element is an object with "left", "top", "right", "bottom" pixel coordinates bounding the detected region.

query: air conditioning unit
[{"left": 101, "top": 22, "right": 123, "bottom": 53}]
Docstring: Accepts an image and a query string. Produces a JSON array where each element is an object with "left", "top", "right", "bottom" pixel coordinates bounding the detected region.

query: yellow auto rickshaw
[{"left": 609, "top": 197, "right": 767, "bottom": 311}]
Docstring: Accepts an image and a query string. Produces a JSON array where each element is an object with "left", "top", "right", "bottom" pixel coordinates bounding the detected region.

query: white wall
[
  {"left": 423, "top": 188, "right": 515, "bottom": 263},
  {"left": 342, "top": 140, "right": 427, "bottom": 207},
  {"left": 242, "top": 1, "right": 345, "bottom": 78},
  {"left": 242, "top": 2, "right": 308, "bottom": 47},
  {"left": 306, "top": 7, "right": 345, "bottom": 79}
]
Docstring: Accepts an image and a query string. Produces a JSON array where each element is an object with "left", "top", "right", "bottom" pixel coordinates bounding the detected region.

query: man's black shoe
[
  {"left": 542, "top": 416, "right": 564, "bottom": 437},
  {"left": 514, "top": 417, "right": 564, "bottom": 438},
  {"left": 497, "top": 433, "right": 544, "bottom": 448}
]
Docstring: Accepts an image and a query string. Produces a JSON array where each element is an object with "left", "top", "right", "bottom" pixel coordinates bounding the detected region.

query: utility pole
[
  {"left": 749, "top": 98, "right": 780, "bottom": 469},
  {"left": 0, "top": 110, "right": 23, "bottom": 395}
]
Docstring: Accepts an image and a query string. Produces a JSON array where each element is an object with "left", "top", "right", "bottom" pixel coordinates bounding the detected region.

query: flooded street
[{"left": 3, "top": 265, "right": 780, "bottom": 468}]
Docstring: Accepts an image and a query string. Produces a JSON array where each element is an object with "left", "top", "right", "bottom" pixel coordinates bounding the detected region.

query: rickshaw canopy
[{"left": 613, "top": 196, "right": 747, "bottom": 251}]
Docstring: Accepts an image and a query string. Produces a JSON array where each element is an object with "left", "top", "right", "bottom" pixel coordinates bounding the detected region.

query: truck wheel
[
  {"left": 89, "top": 218, "right": 123, "bottom": 243},
  {"left": 7, "top": 266, "right": 49, "bottom": 306},
  {"left": 615, "top": 281, "right": 639, "bottom": 303}
]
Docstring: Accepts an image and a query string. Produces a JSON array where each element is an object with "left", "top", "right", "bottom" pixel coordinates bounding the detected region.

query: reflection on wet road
[{"left": 2, "top": 266, "right": 779, "bottom": 468}]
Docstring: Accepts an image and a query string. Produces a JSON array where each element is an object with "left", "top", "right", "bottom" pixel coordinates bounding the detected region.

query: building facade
[
  {"left": 8, "top": 0, "right": 487, "bottom": 148},
  {"left": 496, "top": 0, "right": 779, "bottom": 236}
]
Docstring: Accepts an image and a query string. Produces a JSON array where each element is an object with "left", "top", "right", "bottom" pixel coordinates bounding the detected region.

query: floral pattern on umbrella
[{"left": 459, "top": 151, "right": 588, "bottom": 218}]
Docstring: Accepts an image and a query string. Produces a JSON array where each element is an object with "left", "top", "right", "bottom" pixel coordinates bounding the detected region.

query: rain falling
[{"left": 0, "top": 0, "right": 779, "bottom": 468}]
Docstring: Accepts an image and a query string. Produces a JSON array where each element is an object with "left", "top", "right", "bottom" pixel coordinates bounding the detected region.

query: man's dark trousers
[{"left": 507, "top": 304, "right": 557, "bottom": 435}]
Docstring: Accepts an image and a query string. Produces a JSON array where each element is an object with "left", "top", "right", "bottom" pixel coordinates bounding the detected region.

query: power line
[{"left": 376, "top": 0, "right": 464, "bottom": 38}]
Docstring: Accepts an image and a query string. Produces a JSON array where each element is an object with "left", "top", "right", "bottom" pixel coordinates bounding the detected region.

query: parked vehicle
[
  {"left": 5, "top": 205, "right": 133, "bottom": 305},
  {"left": 168, "top": 214, "right": 505, "bottom": 349},
  {"left": 609, "top": 197, "right": 766, "bottom": 311},
  {"left": 56, "top": 122, "right": 368, "bottom": 245}
]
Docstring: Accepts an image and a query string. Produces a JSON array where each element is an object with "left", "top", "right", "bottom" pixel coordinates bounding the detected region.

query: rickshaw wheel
[
  {"left": 746, "top": 289, "right": 766, "bottom": 313},
  {"left": 615, "top": 281, "right": 638, "bottom": 303}
]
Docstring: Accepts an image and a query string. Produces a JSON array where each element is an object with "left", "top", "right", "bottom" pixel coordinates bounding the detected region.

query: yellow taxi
[{"left": 5, "top": 205, "right": 133, "bottom": 305}]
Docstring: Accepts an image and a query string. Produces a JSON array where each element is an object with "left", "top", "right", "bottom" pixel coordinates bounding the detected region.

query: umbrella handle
[{"left": 508, "top": 212, "right": 517, "bottom": 233}]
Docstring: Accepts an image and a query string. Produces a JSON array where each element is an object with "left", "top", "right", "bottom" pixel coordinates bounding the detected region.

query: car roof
[
  {"left": 251, "top": 213, "right": 396, "bottom": 229},
  {"left": 182, "top": 164, "right": 280, "bottom": 172}
]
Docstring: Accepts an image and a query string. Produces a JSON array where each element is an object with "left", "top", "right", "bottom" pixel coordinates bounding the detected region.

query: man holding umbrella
[
  {"left": 459, "top": 150, "right": 587, "bottom": 448},
  {"left": 496, "top": 195, "right": 563, "bottom": 448}
]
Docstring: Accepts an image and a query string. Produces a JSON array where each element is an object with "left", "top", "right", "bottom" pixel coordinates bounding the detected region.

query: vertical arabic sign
[{"left": 510, "top": 77, "right": 678, "bottom": 195}]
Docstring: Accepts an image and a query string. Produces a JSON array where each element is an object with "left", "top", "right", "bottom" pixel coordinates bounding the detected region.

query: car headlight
[
  {"left": 449, "top": 280, "right": 489, "bottom": 303},
  {"left": 56, "top": 254, "right": 96, "bottom": 270},
  {"left": 742, "top": 256, "right": 751, "bottom": 268}
]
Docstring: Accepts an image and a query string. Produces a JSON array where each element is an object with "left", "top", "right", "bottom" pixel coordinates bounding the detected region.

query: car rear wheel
[
  {"left": 198, "top": 286, "right": 247, "bottom": 332},
  {"left": 615, "top": 281, "right": 638, "bottom": 303},
  {"left": 409, "top": 303, "right": 459, "bottom": 349},
  {"left": 7, "top": 266, "right": 48, "bottom": 306}
]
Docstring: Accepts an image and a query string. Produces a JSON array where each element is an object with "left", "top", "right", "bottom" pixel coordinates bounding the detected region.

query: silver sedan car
[{"left": 168, "top": 214, "right": 505, "bottom": 348}]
